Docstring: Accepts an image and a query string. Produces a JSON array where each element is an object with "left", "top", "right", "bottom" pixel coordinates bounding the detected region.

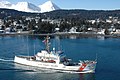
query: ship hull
[{"left": 14, "top": 56, "right": 96, "bottom": 73}]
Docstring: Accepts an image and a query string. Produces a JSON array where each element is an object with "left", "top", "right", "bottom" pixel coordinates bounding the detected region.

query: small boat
[{"left": 14, "top": 36, "right": 97, "bottom": 73}]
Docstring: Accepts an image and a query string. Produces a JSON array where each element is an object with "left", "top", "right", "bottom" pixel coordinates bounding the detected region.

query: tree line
[{"left": 0, "top": 9, "right": 120, "bottom": 34}]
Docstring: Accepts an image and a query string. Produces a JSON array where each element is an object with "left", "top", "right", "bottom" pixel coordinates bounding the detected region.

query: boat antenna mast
[
  {"left": 95, "top": 53, "right": 98, "bottom": 62},
  {"left": 45, "top": 35, "right": 50, "bottom": 53}
]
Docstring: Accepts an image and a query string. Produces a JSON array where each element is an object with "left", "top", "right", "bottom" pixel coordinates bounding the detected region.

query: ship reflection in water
[{"left": 79, "top": 73, "right": 95, "bottom": 80}]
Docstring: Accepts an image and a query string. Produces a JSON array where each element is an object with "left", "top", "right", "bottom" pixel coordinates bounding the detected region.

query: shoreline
[{"left": 0, "top": 32, "right": 120, "bottom": 38}]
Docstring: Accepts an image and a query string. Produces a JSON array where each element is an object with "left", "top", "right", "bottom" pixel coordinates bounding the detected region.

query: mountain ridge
[
  {"left": 0, "top": 0, "right": 60, "bottom": 13},
  {"left": 0, "top": 1, "right": 13, "bottom": 9},
  {"left": 39, "top": 1, "right": 60, "bottom": 13},
  {"left": 13, "top": 2, "right": 41, "bottom": 13}
]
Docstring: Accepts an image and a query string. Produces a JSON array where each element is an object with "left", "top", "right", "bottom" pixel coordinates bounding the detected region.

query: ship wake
[{"left": 0, "top": 58, "right": 14, "bottom": 62}]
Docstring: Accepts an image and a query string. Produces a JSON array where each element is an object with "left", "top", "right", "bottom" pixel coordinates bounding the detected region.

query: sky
[{"left": 1, "top": 0, "right": 120, "bottom": 10}]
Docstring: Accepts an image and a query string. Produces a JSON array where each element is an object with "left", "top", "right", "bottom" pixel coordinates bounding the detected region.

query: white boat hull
[{"left": 14, "top": 56, "right": 96, "bottom": 73}]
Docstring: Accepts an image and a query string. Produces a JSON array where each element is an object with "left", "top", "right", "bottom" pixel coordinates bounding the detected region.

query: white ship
[{"left": 14, "top": 36, "right": 97, "bottom": 73}]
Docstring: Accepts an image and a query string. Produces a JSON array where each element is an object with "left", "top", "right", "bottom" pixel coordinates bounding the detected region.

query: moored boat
[{"left": 14, "top": 36, "right": 97, "bottom": 73}]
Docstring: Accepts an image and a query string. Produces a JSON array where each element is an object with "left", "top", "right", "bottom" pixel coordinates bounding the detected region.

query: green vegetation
[{"left": 0, "top": 9, "right": 120, "bottom": 34}]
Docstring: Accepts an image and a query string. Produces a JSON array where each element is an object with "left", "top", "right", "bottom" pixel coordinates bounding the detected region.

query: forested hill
[
  {"left": 43, "top": 9, "right": 120, "bottom": 20},
  {"left": 0, "top": 8, "right": 39, "bottom": 19},
  {"left": 0, "top": 8, "right": 120, "bottom": 20}
]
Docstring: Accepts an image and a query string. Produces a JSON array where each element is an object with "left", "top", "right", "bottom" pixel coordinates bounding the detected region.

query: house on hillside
[{"left": 69, "top": 27, "right": 77, "bottom": 33}]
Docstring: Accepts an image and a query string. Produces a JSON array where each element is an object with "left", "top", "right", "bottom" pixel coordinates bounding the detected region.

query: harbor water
[{"left": 0, "top": 35, "right": 120, "bottom": 80}]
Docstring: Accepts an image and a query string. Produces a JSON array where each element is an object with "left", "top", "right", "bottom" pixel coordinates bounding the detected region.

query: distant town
[{"left": 0, "top": 9, "right": 120, "bottom": 37}]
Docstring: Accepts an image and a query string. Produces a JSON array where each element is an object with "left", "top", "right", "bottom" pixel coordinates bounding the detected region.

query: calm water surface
[{"left": 0, "top": 35, "right": 120, "bottom": 80}]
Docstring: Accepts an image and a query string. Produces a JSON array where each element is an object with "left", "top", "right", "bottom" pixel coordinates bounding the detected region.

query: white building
[
  {"left": 69, "top": 27, "right": 77, "bottom": 33},
  {"left": 97, "top": 29, "right": 105, "bottom": 35}
]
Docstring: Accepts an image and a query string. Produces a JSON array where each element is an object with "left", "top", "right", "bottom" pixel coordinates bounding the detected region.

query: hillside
[
  {"left": 42, "top": 9, "right": 120, "bottom": 20},
  {"left": 0, "top": 8, "right": 40, "bottom": 19},
  {"left": 1, "top": 9, "right": 120, "bottom": 34},
  {"left": 0, "top": 8, "right": 120, "bottom": 20}
]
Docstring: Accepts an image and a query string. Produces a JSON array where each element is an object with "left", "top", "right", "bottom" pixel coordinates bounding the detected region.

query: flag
[{"left": 42, "top": 38, "right": 47, "bottom": 44}]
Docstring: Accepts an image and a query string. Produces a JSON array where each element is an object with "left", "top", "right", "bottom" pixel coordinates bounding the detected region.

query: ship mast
[{"left": 45, "top": 35, "right": 50, "bottom": 53}]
